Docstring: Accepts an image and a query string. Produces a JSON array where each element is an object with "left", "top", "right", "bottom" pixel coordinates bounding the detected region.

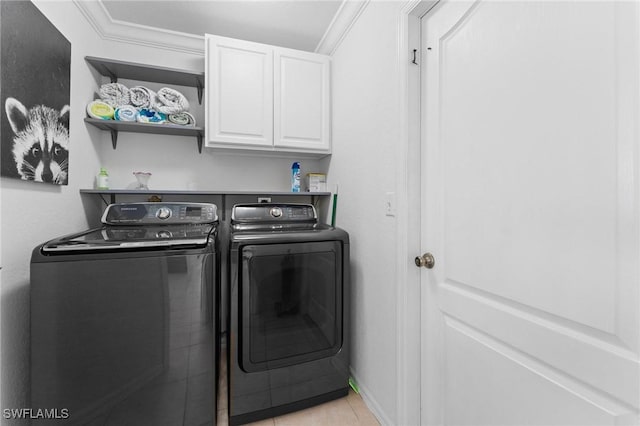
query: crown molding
[
  {"left": 315, "top": 0, "right": 370, "bottom": 55},
  {"left": 74, "top": 0, "right": 367, "bottom": 58},
  {"left": 73, "top": 0, "right": 205, "bottom": 56}
]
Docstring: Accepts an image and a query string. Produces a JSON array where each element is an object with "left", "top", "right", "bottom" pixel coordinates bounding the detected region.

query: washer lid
[{"left": 41, "top": 224, "right": 215, "bottom": 253}]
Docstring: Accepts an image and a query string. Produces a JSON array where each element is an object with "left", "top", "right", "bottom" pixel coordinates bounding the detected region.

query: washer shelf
[
  {"left": 85, "top": 56, "right": 204, "bottom": 103},
  {"left": 84, "top": 118, "right": 204, "bottom": 152}
]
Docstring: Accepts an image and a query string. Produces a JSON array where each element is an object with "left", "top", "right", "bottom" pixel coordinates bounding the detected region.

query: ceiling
[{"left": 100, "top": 0, "right": 344, "bottom": 52}]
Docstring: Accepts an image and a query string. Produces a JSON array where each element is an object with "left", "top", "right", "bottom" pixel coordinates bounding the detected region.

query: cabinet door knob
[{"left": 415, "top": 253, "right": 435, "bottom": 269}]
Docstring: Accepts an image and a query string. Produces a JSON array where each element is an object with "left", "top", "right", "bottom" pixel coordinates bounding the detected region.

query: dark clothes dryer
[
  {"left": 30, "top": 202, "right": 220, "bottom": 426},
  {"left": 226, "top": 203, "right": 350, "bottom": 425}
]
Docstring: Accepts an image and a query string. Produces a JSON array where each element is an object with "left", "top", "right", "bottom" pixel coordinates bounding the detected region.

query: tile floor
[
  {"left": 216, "top": 353, "right": 379, "bottom": 426},
  {"left": 217, "top": 389, "right": 380, "bottom": 426}
]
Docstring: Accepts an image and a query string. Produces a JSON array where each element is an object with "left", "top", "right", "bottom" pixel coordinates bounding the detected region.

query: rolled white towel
[
  {"left": 156, "top": 87, "right": 189, "bottom": 114},
  {"left": 114, "top": 105, "right": 139, "bottom": 122},
  {"left": 99, "top": 83, "right": 130, "bottom": 108},
  {"left": 129, "top": 86, "right": 159, "bottom": 109},
  {"left": 86, "top": 100, "right": 114, "bottom": 120},
  {"left": 168, "top": 112, "right": 196, "bottom": 126},
  {"left": 137, "top": 108, "right": 166, "bottom": 124}
]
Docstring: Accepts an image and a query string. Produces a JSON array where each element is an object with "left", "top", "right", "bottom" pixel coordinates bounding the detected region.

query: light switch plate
[{"left": 385, "top": 192, "right": 396, "bottom": 216}]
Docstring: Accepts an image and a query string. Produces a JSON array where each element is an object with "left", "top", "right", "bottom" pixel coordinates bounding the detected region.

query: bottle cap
[{"left": 292, "top": 162, "right": 300, "bottom": 169}]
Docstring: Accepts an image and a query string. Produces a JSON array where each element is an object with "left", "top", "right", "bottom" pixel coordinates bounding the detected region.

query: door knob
[{"left": 415, "top": 253, "right": 435, "bottom": 269}]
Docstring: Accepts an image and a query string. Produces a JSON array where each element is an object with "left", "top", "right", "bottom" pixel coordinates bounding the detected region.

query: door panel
[
  {"left": 444, "top": 318, "right": 620, "bottom": 426},
  {"left": 274, "top": 49, "right": 331, "bottom": 151},
  {"left": 439, "top": 283, "right": 638, "bottom": 408},
  {"left": 440, "top": 0, "right": 618, "bottom": 333},
  {"left": 421, "top": 1, "right": 639, "bottom": 424},
  {"left": 205, "top": 35, "right": 273, "bottom": 147}
]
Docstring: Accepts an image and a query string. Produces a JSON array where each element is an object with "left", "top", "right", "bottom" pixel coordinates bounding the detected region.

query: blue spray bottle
[{"left": 291, "top": 162, "right": 301, "bottom": 192}]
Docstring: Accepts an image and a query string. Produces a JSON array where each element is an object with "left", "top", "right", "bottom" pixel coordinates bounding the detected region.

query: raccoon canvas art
[
  {"left": 4, "top": 98, "right": 70, "bottom": 185},
  {"left": 0, "top": 1, "right": 71, "bottom": 185}
]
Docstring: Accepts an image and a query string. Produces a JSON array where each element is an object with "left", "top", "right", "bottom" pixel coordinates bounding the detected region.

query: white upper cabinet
[
  {"left": 205, "top": 34, "right": 331, "bottom": 155},
  {"left": 274, "top": 49, "right": 330, "bottom": 151},
  {"left": 206, "top": 36, "right": 273, "bottom": 147}
]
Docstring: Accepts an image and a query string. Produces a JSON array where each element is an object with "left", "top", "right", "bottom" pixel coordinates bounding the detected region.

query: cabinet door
[
  {"left": 274, "top": 49, "right": 330, "bottom": 152},
  {"left": 205, "top": 35, "right": 273, "bottom": 147}
]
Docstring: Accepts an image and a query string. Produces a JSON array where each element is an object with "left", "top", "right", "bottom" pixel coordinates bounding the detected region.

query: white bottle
[
  {"left": 291, "top": 162, "right": 301, "bottom": 193},
  {"left": 97, "top": 167, "right": 109, "bottom": 190}
]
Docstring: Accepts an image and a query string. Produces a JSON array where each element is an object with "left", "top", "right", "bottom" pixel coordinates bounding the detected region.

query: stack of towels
[{"left": 86, "top": 83, "right": 196, "bottom": 126}]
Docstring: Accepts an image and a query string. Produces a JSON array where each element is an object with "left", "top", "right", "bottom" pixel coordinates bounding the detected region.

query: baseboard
[{"left": 349, "top": 367, "right": 394, "bottom": 426}]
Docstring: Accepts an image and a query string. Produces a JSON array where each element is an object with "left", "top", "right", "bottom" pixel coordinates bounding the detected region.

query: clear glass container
[{"left": 133, "top": 172, "right": 151, "bottom": 190}]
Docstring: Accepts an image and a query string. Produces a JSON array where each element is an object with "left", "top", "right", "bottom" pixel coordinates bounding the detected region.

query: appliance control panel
[
  {"left": 231, "top": 203, "right": 317, "bottom": 223},
  {"left": 102, "top": 202, "right": 218, "bottom": 225}
]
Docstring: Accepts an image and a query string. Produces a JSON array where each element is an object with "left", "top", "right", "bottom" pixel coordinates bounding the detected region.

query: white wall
[
  {"left": 327, "top": 2, "right": 410, "bottom": 424},
  {"left": 0, "top": 1, "right": 325, "bottom": 422}
]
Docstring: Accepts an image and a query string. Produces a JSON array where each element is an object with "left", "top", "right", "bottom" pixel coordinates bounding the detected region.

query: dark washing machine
[
  {"left": 30, "top": 202, "right": 219, "bottom": 426},
  {"left": 227, "top": 203, "right": 350, "bottom": 425}
]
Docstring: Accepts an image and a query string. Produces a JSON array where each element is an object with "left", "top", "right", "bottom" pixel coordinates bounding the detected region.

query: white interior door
[{"left": 420, "top": 1, "right": 640, "bottom": 425}]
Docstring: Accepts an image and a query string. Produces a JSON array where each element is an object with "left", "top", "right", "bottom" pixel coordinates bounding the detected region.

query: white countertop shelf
[
  {"left": 80, "top": 189, "right": 330, "bottom": 196},
  {"left": 80, "top": 189, "right": 331, "bottom": 212},
  {"left": 81, "top": 189, "right": 332, "bottom": 220}
]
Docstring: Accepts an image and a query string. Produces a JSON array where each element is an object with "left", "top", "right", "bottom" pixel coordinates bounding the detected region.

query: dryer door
[{"left": 240, "top": 241, "right": 343, "bottom": 373}]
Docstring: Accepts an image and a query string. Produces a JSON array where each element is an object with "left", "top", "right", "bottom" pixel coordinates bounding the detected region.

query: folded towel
[
  {"left": 99, "top": 83, "right": 130, "bottom": 108},
  {"left": 129, "top": 86, "right": 159, "bottom": 109},
  {"left": 86, "top": 100, "right": 114, "bottom": 120},
  {"left": 137, "top": 108, "right": 166, "bottom": 124},
  {"left": 156, "top": 87, "right": 189, "bottom": 114},
  {"left": 168, "top": 112, "right": 196, "bottom": 126},
  {"left": 114, "top": 105, "right": 139, "bottom": 122}
]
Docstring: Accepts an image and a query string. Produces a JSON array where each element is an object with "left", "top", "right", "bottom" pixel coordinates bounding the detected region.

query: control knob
[
  {"left": 270, "top": 207, "right": 283, "bottom": 218},
  {"left": 156, "top": 207, "right": 172, "bottom": 220}
]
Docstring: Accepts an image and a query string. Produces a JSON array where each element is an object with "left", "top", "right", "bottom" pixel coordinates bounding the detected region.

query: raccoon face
[{"left": 5, "top": 97, "right": 70, "bottom": 185}]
